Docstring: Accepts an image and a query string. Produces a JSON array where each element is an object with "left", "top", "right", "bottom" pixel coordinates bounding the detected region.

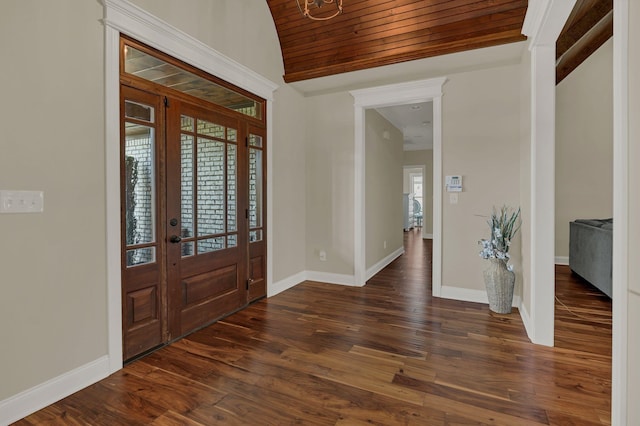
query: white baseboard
[
  {"left": 439, "top": 285, "right": 522, "bottom": 309},
  {"left": 439, "top": 285, "right": 489, "bottom": 304},
  {"left": 366, "top": 247, "right": 404, "bottom": 280},
  {"left": 518, "top": 300, "right": 534, "bottom": 342},
  {"left": 555, "top": 256, "right": 569, "bottom": 265},
  {"left": 423, "top": 233, "right": 433, "bottom": 239},
  {"left": 268, "top": 271, "right": 306, "bottom": 297},
  {"left": 305, "top": 271, "right": 357, "bottom": 286},
  {"left": 0, "top": 355, "right": 110, "bottom": 425}
]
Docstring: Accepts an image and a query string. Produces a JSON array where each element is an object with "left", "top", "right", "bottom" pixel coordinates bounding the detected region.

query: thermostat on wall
[{"left": 445, "top": 175, "right": 462, "bottom": 192}]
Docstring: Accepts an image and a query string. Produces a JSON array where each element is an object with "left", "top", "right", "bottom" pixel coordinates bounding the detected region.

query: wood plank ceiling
[
  {"left": 266, "top": 0, "right": 613, "bottom": 85},
  {"left": 556, "top": 0, "right": 613, "bottom": 84},
  {"left": 266, "top": 0, "right": 528, "bottom": 83}
]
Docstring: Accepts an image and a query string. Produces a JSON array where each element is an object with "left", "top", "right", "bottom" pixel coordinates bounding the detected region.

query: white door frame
[
  {"left": 102, "top": 0, "right": 278, "bottom": 372},
  {"left": 351, "top": 77, "right": 446, "bottom": 295},
  {"left": 405, "top": 165, "right": 428, "bottom": 239},
  {"left": 521, "top": 1, "right": 576, "bottom": 347}
]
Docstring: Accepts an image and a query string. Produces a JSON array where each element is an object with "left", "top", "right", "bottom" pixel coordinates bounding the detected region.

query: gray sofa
[{"left": 569, "top": 218, "right": 613, "bottom": 298}]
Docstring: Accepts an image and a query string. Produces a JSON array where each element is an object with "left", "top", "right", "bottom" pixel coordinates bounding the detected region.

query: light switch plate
[{"left": 0, "top": 190, "right": 44, "bottom": 213}]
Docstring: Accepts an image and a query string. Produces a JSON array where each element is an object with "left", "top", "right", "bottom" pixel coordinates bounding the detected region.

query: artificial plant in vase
[{"left": 478, "top": 205, "right": 521, "bottom": 314}]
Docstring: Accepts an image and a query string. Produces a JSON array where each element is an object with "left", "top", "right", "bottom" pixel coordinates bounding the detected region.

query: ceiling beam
[{"left": 556, "top": 0, "right": 613, "bottom": 84}]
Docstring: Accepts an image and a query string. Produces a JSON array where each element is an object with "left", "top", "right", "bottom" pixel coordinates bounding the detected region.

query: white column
[
  {"left": 527, "top": 44, "right": 556, "bottom": 346},
  {"left": 104, "top": 23, "right": 124, "bottom": 373},
  {"left": 612, "top": 0, "right": 631, "bottom": 423}
]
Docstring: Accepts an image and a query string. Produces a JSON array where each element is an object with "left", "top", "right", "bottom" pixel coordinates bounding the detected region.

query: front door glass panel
[
  {"left": 248, "top": 133, "right": 264, "bottom": 242},
  {"left": 179, "top": 115, "right": 238, "bottom": 257},
  {"left": 124, "top": 103, "right": 157, "bottom": 266}
]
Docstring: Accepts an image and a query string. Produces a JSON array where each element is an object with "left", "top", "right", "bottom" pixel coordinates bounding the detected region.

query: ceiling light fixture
[{"left": 296, "top": 0, "right": 343, "bottom": 21}]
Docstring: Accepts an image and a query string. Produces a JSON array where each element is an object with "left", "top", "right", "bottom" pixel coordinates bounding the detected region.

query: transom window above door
[{"left": 122, "top": 39, "right": 264, "bottom": 120}]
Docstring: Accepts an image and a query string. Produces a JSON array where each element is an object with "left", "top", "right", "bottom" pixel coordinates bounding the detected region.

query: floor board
[{"left": 15, "top": 229, "right": 612, "bottom": 425}]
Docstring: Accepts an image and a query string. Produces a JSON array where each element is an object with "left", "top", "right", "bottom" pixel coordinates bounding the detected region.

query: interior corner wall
[
  {"left": 365, "top": 110, "right": 403, "bottom": 269},
  {"left": 441, "top": 63, "right": 522, "bottom": 293},
  {"left": 404, "top": 150, "right": 434, "bottom": 235},
  {"left": 305, "top": 92, "right": 356, "bottom": 275},
  {"left": 271, "top": 85, "right": 308, "bottom": 282},
  {"left": 555, "top": 39, "right": 613, "bottom": 259}
]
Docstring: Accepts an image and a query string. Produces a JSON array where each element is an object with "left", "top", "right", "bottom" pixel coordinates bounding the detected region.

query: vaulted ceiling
[
  {"left": 266, "top": 1, "right": 613, "bottom": 85},
  {"left": 266, "top": 0, "right": 528, "bottom": 83}
]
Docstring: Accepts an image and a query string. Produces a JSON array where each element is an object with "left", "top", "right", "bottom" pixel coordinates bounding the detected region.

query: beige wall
[
  {"left": 365, "top": 110, "right": 403, "bottom": 269},
  {"left": 271, "top": 84, "right": 308, "bottom": 282},
  {"left": 0, "top": 0, "right": 306, "bottom": 403},
  {"left": 555, "top": 39, "right": 613, "bottom": 259},
  {"left": 305, "top": 92, "right": 355, "bottom": 274},
  {"left": 404, "top": 150, "right": 434, "bottom": 235},
  {"left": 0, "top": 1, "right": 106, "bottom": 400},
  {"left": 441, "top": 64, "right": 522, "bottom": 292}
]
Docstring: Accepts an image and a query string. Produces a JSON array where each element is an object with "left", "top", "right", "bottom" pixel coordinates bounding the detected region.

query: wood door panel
[
  {"left": 124, "top": 319, "right": 162, "bottom": 359},
  {"left": 248, "top": 252, "right": 266, "bottom": 302},
  {"left": 127, "top": 286, "right": 157, "bottom": 324},
  {"left": 166, "top": 99, "right": 248, "bottom": 340},
  {"left": 181, "top": 264, "right": 238, "bottom": 306},
  {"left": 123, "top": 279, "right": 162, "bottom": 358},
  {"left": 121, "top": 85, "right": 166, "bottom": 361},
  {"left": 247, "top": 124, "right": 267, "bottom": 303},
  {"left": 179, "top": 291, "right": 243, "bottom": 335},
  {"left": 250, "top": 256, "right": 264, "bottom": 282}
]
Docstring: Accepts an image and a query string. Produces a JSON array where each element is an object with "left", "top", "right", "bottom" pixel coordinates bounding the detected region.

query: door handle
[{"left": 169, "top": 235, "right": 182, "bottom": 243}]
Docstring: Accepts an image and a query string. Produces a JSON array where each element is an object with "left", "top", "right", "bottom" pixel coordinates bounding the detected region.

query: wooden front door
[
  {"left": 121, "top": 87, "right": 266, "bottom": 360},
  {"left": 165, "top": 100, "right": 247, "bottom": 338}
]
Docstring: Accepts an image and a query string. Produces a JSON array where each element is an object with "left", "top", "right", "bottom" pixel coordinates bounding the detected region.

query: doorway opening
[{"left": 351, "top": 77, "right": 446, "bottom": 294}]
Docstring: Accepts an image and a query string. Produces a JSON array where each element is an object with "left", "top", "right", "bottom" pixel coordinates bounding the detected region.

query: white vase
[{"left": 483, "top": 259, "right": 515, "bottom": 314}]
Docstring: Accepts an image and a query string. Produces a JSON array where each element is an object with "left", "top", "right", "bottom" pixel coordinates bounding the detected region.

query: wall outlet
[{"left": 319, "top": 250, "right": 327, "bottom": 261}]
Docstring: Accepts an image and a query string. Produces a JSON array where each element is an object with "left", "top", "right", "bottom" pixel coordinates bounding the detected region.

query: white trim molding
[
  {"left": 305, "top": 271, "right": 357, "bottom": 286},
  {"left": 100, "top": 0, "right": 278, "bottom": 374},
  {"left": 366, "top": 247, "right": 405, "bottom": 281},
  {"left": 612, "top": 0, "right": 629, "bottom": 423},
  {"left": 269, "top": 248, "right": 405, "bottom": 297},
  {"left": 268, "top": 271, "right": 307, "bottom": 297},
  {"left": 520, "top": 1, "right": 576, "bottom": 347},
  {"left": 350, "top": 77, "right": 447, "bottom": 297},
  {"left": 0, "top": 356, "right": 110, "bottom": 425},
  {"left": 440, "top": 286, "right": 522, "bottom": 309},
  {"left": 101, "top": 0, "right": 278, "bottom": 100},
  {"left": 554, "top": 256, "right": 569, "bottom": 265},
  {"left": 404, "top": 164, "right": 429, "bottom": 240}
]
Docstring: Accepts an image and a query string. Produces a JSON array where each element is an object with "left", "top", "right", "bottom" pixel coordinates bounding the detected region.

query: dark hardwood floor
[{"left": 15, "top": 229, "right": 611, "bottom": 425}]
